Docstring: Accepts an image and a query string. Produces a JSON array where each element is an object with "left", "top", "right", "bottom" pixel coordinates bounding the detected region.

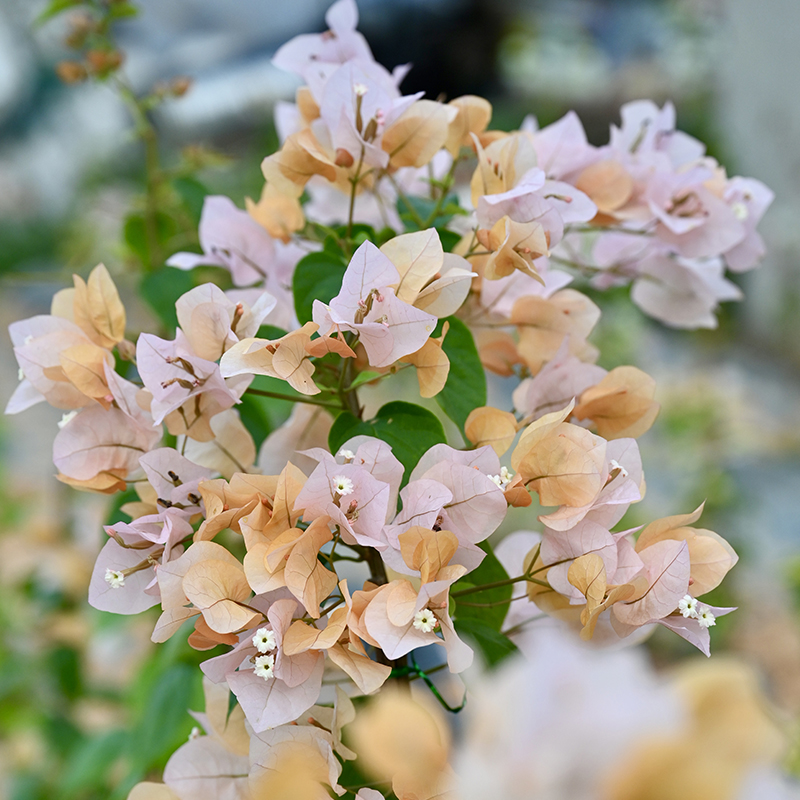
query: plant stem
[
  {"left": 451, "top": 571, "right": 548, "bottom": 598},
  {"left": 246, "top": 387, "right": 344, "bottom": 411},
  {"left": 420, "top": 155, "right": 460, "bottom": 228},
  {"left": 347, "top": 146, "right": 366, "bottom": 240},
  {"left": 114, "top": 78, "right": 163, "bottom": 271}
]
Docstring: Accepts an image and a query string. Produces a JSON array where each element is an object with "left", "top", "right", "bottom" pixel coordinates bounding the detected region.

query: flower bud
[{"left": 56, "top": 60, "right": 88, "bottom": 84}]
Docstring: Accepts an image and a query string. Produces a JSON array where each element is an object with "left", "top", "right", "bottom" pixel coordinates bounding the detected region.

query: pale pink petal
[
  {"left": 163, "top": 735, "right": 250, "bottom": 800},
  {"left": 613, "top": 539, "right": 690, "bottom": 628}
]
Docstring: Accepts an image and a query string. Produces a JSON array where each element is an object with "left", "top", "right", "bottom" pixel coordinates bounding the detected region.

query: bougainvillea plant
[{"left": 8, "top": 1, "right": 773, "bottom": 797}]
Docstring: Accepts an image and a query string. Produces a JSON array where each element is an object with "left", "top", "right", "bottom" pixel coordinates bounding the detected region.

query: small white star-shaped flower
[
  {"left": 337, "top": 449, "right": 356, "bottom": 463},
  {"left": 413, "top": 608, "right": 439, "bottom": 633},
  {"left": 252, "top": 627, "right": 277, "bottom": 653},
  {"left": 697, "top": 605, "right": 716, "bottom": 628},
  {"left": 333, "top": 475, "right": 354, "bottom": 496},
  {"left": 254, "top": 653, "right": 275, "bottom": 680},
  {"left": 678, "top": 594, "right": 699, "bottom": 618},
  {"left": 104, "top": 568, "right": 126, "bottom": 589}
]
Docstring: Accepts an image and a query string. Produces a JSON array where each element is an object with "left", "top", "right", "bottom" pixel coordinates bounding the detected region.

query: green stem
[
  {"left": 420, "top": 155, "right": 461, "bottom": 228},
  {"left": 347, "top": 146, "right": 366, "bottom": 240},
  {"left": 386, "top": 172, "right": 426, "bottom": 228},
  {"left": 114, "top": 78, "right": 163, "bottom": 271},
  {"left": 246, "top": 387, "right": 344, "bottom": 411},
  {"left": 451, "top": 571, "right": 548, "bottom": 598}
]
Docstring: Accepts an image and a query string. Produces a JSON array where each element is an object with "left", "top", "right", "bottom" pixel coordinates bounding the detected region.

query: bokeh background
[{"left": 1, "top": 0, "right": 799, "bottom": 798}]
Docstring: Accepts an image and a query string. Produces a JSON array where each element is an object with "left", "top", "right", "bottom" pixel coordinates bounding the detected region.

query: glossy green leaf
[
  {"left": 347, "top": 370, "right": 381, "bottom": 389},
  {"left": 452, "top": 540, "right": 512, "bottom": 631},
  {"left": 454, "top": 618, "right": 518, "bottom": 668},
  {"left": 328, "top": 401, "right": 446, "bottom": 482},
  {"left": 435, "top": 316, "right": 487, "bottom": 434},
  {"left": 292, "top": 251, "right": 347, "bottom": 325}
]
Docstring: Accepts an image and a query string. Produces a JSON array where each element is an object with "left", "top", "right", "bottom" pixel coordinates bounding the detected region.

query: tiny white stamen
[
  {"left": 732, "top": 201, "right": 749, "bottom": 220},
  {"left": 678, "top": 595, "right": 699, "bottom": 619},
  {"left": 333, "top": 475, "right": 354, "bottom": 496},
  {"left": 338, "top": 449, "right": 356, "bottom": 463},
  {"left": 58, "top": 410, "right": 79, "bottom": 429},
  {"left": 697, "top": 605, "right": 716, "bottom": 628},
  {"left": 104, "top": 568, "right": 125, "bottom": 589},
  {"left": 488, "top": 466, "right": 514, "bottom": 489},
  {"left": 254, "top": 653, "right": 275, "bottom": 680},
  {"left": 252, "top": 627, "right": 277, "bottom": 654},
  {"left": 353, "top": 82, "right": 368, "bottom": 96},
  {"left": 610, "top": 459, "right": 629, "bottom": 478},
  {"left": 413, "top": 608, "right": 438, "bottom": 633}
]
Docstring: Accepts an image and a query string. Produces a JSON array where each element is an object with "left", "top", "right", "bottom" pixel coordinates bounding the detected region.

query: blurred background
[{"left": 1, "top": 0, "right": 799, "bottom": 798}]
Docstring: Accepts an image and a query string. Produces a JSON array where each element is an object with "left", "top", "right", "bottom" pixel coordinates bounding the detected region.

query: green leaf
[
  {"left": 172, "top": 176, "right": 208, "bottom": 224},
  {"left": 61, "top": 729, "right": 128, "bottom": 797},
  {"left": 437, "top": 227, "right": 462, "bottom": 252},
  {"left": 104, "top": 485, "right": 139, "bottom": 526},
  {"left": 256, "top": 324, "right": 289, "bottom": 340},
  {"left": 454, "top": 618, "right": 519, "bottom": 667},
  {"left": 328, "top": 401, "right": 446, "bottom": 482},
  {"left": 397, "top": 193, "right": 463, "bottom": 231},
  {"left": 435, "top": 316, "right": 487, "bottom": 434},
  {"left": 292, "top": 251, "right": 347, "bottom": 325},
  {"left": 347, "top": 370, "right": 381, "bottom": 389},
  {"left": 452, "top": 541, "right": 512, "bottom": 631},
  {"left": 130, "top": 663, "right": 198, "bottom": 770},
  {"left": 124, "top": 212, "right": 178, "bottom": 268},
  {"left": 139, "top": 267, "right": 195, "bottom": 332},
  {"left": 108, "top": 1, "right": 139, "bottom": 18},
  {"left": 237, "top": 392, "right": 273, "bottom": 450},
  {"left": 34, "top": 0, "right": 80, "bottom": 26}
]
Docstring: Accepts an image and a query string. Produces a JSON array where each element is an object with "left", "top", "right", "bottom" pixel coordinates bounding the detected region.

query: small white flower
[
  {"left": 188, "top": 726, "right": 201, "bottom": 740},
  {"left": 252, "top": 627, "right": 276, "bottom": 654},
  {"left": 337, "top": 449, "right": 356, "bottom": 463},
  {"left": 678, "top": 595, "right": 699, "bottom": 618},
  {"left": 488, "top": 466, "right": 514, "bottom": 489},
  {"left": 17, "top": 367, "right": 24, "bottom": 381},
  {"left": 353, "top": 82, "right": 368, "bottom": 96},
  {"left": 413, "top": 608, "right": 438, "bottom": 633},
  {"left": 609, "top": 459, "right": 629, "bottom": 478},
  {"left": 254, "top": 653, "right": 275, "bottom": 680},
  {"left": 697, "top": 605, "right": 716, "bottom": 628},
  {"left": 23, "top": 335, "right": 33, "bottom": 345},
  {"left": 333, "top": 475, "right": 354, "bottom": 496},
  {"left": 58, "top": 410, "right": 79, "bottom": 429},
  {"left": 104, "top": 568, "right": 125, "bottom": 589}
]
